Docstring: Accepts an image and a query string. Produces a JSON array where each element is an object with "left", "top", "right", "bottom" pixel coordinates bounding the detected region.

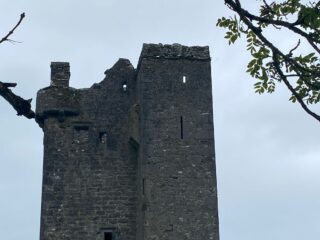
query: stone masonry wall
[
  {"left": 37, "top": 59, "right": 138, "bottom": 240},
  {"left": 137, "top": 44, "right": 219, "bottom": 240},
  {"left": 36, "top": 44, "right": 219, "bottom": 240}
]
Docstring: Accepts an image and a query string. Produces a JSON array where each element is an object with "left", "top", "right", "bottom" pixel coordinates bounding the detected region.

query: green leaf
[{"left": 247, "top": 59, "right": 256, "bottom": 68}]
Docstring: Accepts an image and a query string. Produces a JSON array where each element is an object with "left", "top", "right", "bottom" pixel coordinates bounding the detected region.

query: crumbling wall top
[{"left": 138, "top": 43, "right": 210, "bottom": 64}]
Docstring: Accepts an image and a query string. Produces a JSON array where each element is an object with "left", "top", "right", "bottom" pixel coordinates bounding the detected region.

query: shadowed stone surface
[{"left": 36, "top": 43, "right": 219, "bottom": 240}]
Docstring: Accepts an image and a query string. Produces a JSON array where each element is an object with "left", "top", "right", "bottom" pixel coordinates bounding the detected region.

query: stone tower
[{"left": 36, "top": 44, "right": 219, "bottom": 240}]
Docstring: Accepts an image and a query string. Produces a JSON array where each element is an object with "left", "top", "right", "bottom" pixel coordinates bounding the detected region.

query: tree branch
[
  {"left": 225, "top": 0, "right": 320, "bottom": 54},
  {"left": 226, "top": 0, "right": 319, "bottom": 75},
  {"left": 0, "top": 13, "right": 35, "bottom": 120},
  {"left": 0, "top": 81, "right": 35, "bottom": 119},
  {"left": 272, "top": 53, "right": 320, "bottom": 122},
  {"left": 288, "top": 39, "right": 301, "bottom": 56},
  {"left": 2, "top": 82, "right": 17, "bottom": 88},
  {"left": 262, "top": 0, "right": 275, "bottom": 14},
  {"left": 224, "top": 0, "right": 320, "bottom": 122},
  {"left": 0, "top": 13, "right": 25, "bottom": 44}
]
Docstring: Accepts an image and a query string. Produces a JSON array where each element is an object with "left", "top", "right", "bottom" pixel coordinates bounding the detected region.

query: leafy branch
[{"left": 217, "top": 0, "right": 320, "bottom": 122}]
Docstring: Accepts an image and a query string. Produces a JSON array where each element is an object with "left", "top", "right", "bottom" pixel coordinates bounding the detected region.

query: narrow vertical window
[
  {"left": 122, "top": 84, "right": 127, "bottom": 92},
  {"left": 99, "top": 132, "right": 107, "bottom": 144},
  {"left": 183, "top": 75, "right": 187, "bottom": 83},
  {"left": 142, "top": 178, "right": 145, "bottom": 195},
  {"left": 180, "top": 116, "right": 184, "bottom": 139}
]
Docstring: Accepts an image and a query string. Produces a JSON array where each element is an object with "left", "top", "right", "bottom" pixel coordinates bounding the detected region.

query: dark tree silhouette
[{"left": 0, "top": 13, "right": 35, "bottom": 119}]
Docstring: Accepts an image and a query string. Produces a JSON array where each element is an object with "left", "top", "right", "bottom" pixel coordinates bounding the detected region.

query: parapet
[{"left": 138, "top": 43, "right": 210, "bottom": 63}]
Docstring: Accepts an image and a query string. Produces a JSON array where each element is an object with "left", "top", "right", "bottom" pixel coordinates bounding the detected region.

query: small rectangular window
[
  {"left": 74, "top": 125, "right": 89, "bottom": 131},
  {"left": 104, "top": 232, "right": 113, "bottom": 240},
  {"left": 73, "top": 125, "right": 89, "bottom": 144},
  {"left": 99, "top": 132, "right": 107, "bottom": 144}
]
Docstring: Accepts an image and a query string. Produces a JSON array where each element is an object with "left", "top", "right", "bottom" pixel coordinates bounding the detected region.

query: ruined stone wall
[
  {"left": 36, "top": 44, "right": 219, "bottom": 240},
  {"left": 37, "top": 60, "right": 138, "bottom": 240}
]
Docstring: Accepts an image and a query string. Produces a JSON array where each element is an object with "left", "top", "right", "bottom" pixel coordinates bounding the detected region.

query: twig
[
  {"left": 288, "top": 39, "right": 301, "bottom": 56},
  {"left": 0, "top": 13, "right": 25, "bottom": 44},
  {"left": 262, "top": 0, "right": 274, "bottom": 13},
  {"left": 284, "top": 74, "right": 300, "bottom": 77}
]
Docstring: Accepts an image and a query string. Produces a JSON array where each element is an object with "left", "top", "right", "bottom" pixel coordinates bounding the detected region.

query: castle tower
[{"left": 36, "top": 44, "right": 219, "bottom": 240}]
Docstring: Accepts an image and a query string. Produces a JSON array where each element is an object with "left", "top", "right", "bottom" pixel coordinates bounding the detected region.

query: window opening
[
  {"left": 180, "top": 116, "right": 184, "bottom": 139},
  {"left": 182, "top": 76, "right": 187, "bottom": 84},
  {"left": 73, "top": 125, "right": 89, "bottom": 144},
  {"left": 122, "top": 84, "right": 127, "bottom": 92},
  {"left": 104, "top": 232, "right": 113, "bottom": 240},
  {"left": 99, "top": 132, "right": 107, "bottom": 144},
  {"left": 142, "top": 178, "right": 145, "bottom": 195},
  {"left": 74, "top": 125, "right": 89, "bottom": 131}
]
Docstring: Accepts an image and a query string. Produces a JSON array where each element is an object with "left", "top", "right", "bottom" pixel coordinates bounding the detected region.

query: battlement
[{"left": 138, "top": 43, "right": 210, "bottom": 65}]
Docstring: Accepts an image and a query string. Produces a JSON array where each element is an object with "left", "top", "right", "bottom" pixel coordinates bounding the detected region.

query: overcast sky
[{"left": 1, "top": 0, "right": 320, "bottom": 239}]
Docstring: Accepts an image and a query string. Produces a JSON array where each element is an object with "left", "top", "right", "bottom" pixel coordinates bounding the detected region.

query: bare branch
[
  {"left": 306, "top": 37, "right": 320, "bottom": 55},
  {"left": 284, "top": 74, "right": 300, "bottom": 78},
  {"left": 0, "top": 13, "right": 25, "bottom": 44},
  {"left": 0, "top": 13, "right": 35, "bottom": 120},
  {"left": 288, "top": 39, "right": 301, "bottom": 56},
  {"left": 2, "top": 82, "right": 17, "bottom": 88},
  {"left": 0, "top": 81, "right": 35, "bottom": 119}
]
